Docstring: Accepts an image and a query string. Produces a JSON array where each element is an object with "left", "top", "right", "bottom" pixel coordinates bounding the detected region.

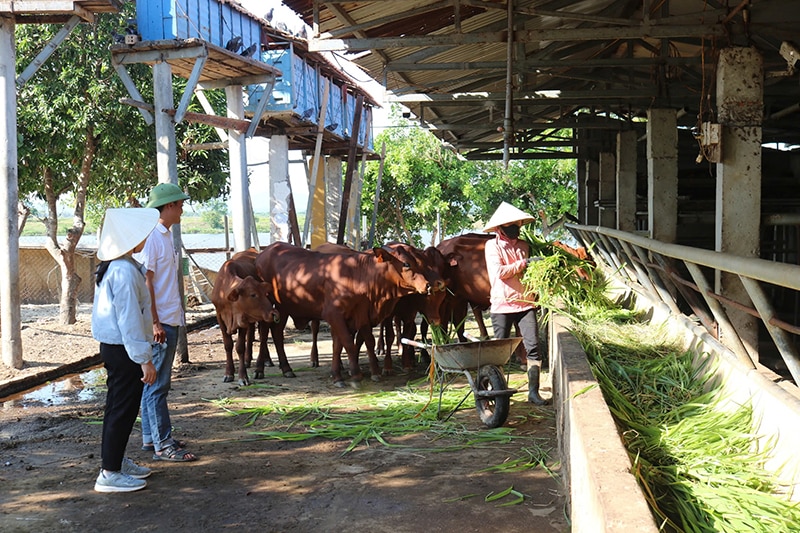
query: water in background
[{"left": 20, "top": 233, "right": 272, "bottom": 272}]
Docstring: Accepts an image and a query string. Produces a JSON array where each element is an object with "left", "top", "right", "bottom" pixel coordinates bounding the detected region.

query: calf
[
  {"left": 255, "top": 242, "right": 438, "bottom": 386},
  {"left": 211, "top": 250, "right": 290, "bottom": 386},
  {"left": 379, "top": 245, "right": 454, "bottom": 373}
]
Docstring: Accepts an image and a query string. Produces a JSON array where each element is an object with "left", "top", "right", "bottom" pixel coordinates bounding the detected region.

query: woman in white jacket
[{"left": 91, "top": 208, "right": 159, "bottom": 492}]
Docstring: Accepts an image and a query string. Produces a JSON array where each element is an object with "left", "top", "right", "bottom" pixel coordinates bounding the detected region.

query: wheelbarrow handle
[{"left": 400, "top": 338, "right": 431, "bottom": 349}]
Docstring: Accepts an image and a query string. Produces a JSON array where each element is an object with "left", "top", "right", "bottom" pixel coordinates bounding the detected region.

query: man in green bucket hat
[{"left": 133, "top": 183, "right": 197, "bottom": 462}]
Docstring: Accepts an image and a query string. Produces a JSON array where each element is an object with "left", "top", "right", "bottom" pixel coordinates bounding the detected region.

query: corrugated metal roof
[{"left": 280, "top": 0, "right": 800, "bottom": 159}]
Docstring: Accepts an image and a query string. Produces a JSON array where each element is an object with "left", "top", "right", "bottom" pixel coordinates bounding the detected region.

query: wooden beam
[
  {"left": 309, "top": 24, "right": 724, "bottom": 51},
  {"left": 337, "top": 93, "right": 363, "bottom": 245}
]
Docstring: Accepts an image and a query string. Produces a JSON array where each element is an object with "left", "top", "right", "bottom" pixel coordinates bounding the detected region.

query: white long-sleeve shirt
[{"left": 91, "top": 256, "right": 154, "bottom": 364}]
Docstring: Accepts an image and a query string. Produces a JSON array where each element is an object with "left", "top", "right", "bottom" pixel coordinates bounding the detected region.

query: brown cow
[
  {"left": 435, "top": 233, "right": 494, "bottom": 340},
  {"left": 378, "top": 245, "right": 455, "bottom": 372},
  {"left": 255, "top": 241, "right": 438, "bottom": 386},
  {"left": 211, "top": 250, "right": 289, "bottom": 386},
  {"left": 318, "top": 242, "right": 451, "bottom": 374}
]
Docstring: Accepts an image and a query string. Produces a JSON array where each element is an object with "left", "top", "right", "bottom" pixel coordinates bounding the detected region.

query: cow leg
[
  {"left": 235, "top": 327, "right": 250, "bottom": 386},
  {"left": 452, "top": 303, "right": 469, "bottom": 342},
  {"left": 360, "top": 328, "right": 381, "bottom": 382},
  {"left": 330, "top": 336, "right": 346, "bottom": 387},
  {"left": 473, "top": 305, "right": 489, "bottom": 338},
  {"left": 309, "top": 319, "right": 320, "bottom": 368},
  {"left": 244, "top": 323, "right": 255, "bottom": 368},
  {"left": 221, "top": 324, "right": 236, "bottom": 383},
  {"left": 254, "top": 321, "right": 274, "bottom": 380},
  {"left": 513, "top": 323, "right": 527, "bottom": 365},
  {"left": 268, "top": 321, "right": 296, "bottom": 378},
  {"left": 419, "top": 319, "right": 429, "bottom": 345},
  {"left": 328, "top": 318, "right": 363, "bottom": 386},
  {"left": 380, "top": 317, "right": 395, "bottom": 375},
  {"left": 400, "top": 317, "right": 417, "bottom": 371},
  {"left": 376, "top": 320, "right": 386, "bottom": 356}
]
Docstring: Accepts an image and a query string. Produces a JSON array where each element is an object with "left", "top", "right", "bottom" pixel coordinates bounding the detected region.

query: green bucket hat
[{"left": 146, "top": 183, "right": 190, "bottom": 208}]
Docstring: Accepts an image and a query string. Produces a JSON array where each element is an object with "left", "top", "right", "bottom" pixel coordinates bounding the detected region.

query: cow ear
[
  {"left": 447, "top": 252, "right": 461, "bottom": 267},
  {"left": 226, "top": 276, "right": 244, "bottom": 302},
  {"left": 372, "top": 247, "right": 389, "bottom": 262}
]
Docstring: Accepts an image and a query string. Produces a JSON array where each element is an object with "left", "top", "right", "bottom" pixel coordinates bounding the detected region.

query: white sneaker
[
  {"left": 121, "top": 457, "right": 152, "bottom": 479},
  {"left": 94, "top": 469, "right": 147, "bottom": 493}
]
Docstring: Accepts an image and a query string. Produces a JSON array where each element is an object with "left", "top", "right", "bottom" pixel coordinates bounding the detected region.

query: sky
[{"left": 235, "top": 1, "right": 390, "bottom": 213}]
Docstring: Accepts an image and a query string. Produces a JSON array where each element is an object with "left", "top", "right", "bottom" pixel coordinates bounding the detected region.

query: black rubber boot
[{"left": 527, "top": 360, "right": 549, "bottom": 405}]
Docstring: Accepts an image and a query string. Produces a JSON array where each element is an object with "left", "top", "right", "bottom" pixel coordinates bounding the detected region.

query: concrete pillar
[
  {"left": 646, "top": 108, "right": 678, "bottom": 243},
  {"left": 715, "top": 46, "right": 763, "bottom": 359},
  {"left": 154, "top": 62, "right": 188, "bottom": 361},
  {"left": 268, "top": 135, "right": 291, "bottom": 244},
  {"left": 584, "top": 159, "right": 599, "bottom": 226},
  {"left": 616, "top": 130, "right": 638, "bottom": 232},
  {"left": 226, "top": 85, "right": 250, "bottom": 251},
  {"left": 307, "top": 155, "right": 327, "bottom": 249},
  {"left": 0, "top": 15, "right": 21, "bottom": 369},
  {"left": 598, "top": 152, "right": 616, "bottom": 228},
  {"left": 325, "top": 156, "right": 342, "bottom": 242}
]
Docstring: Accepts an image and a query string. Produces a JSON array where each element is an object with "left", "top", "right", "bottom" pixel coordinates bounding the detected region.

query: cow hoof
[
  {"left": 223, "top": 375, "right": 234, "bottom": 383},
  {"left": 311, "top": 362, "right": 320, "bottom": 368},
  {"left": 238, "top": 379, "right": 250, "bottom": 387},
  {"left": 382, "top": 369, "right": 395, "bottom": 377},
  {"left": 333, "top": 380, "right": 347, "bottom": 388},
  {"left": 265, "top": 360, "right": 275, "bottom": 368},
  {"left": 283, "top": 370, "right": 296, "bottom": 378},
  {"left": 349, "top": 380, "right": 362, "bottom": 390},
  {"left": 370, "top": 374, "right": 382, "bottom": 382},
  {"left": 254, "top": 371, "right": 264, "bottom": 379}
]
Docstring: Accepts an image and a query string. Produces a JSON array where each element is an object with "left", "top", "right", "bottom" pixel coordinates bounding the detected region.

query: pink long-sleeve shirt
[{"left": 484, "top": 234, "right": 535, "bottom": 314}]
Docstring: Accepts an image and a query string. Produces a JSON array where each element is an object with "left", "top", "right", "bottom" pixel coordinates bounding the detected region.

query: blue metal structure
[
  {"left": 135, "top": 0, "right": 261, "bottom": 56},
  {"left": 133, "top": 0, "right": 374, "bottom": 152}
]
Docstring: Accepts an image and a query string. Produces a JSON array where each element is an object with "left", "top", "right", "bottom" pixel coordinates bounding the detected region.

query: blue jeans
[{"left": 141, "top": 324, "right": 177, "bottom": 452}]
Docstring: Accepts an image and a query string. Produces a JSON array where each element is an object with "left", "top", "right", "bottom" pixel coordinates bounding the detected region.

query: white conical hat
[
  {"left": 482, "top": 202, "right": 535, "bottom": 233},
  {"left": 96, "top": 208, "right": 160, "bottom": 261}
]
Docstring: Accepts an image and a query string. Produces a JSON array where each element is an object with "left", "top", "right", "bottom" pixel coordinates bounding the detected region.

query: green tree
[
  {"left": 200, "top": 198, "right": 229, "bottom": 230},
  {"left": 361, "top": 112, "right": 578, "bottom": 244},
  {"left": 362, "top": 111, "right": 476, "bottom": 247},
  {"left": 16, "top": 5, "right": 228, "bottom": 324}
]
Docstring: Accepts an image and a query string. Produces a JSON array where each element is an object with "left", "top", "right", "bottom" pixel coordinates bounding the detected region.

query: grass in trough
[{"left": 573, "top": 315, "right": 800, "bottom": 533}]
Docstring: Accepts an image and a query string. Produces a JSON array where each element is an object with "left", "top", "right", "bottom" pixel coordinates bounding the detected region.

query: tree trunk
[
  {"left": 43, "top": 128, "right": 95, "bottom": 325},
  {"left": 17, "top": 202, "right": 29, "bottom": 233}
]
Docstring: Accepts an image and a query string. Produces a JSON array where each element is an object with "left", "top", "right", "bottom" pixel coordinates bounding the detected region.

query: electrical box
[{"left": 701, "top": 122, "right": 722, "bottom": 163}]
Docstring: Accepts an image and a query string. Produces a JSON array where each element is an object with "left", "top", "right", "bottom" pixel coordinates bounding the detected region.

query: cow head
[
  {"left": 373, "top": 244, "right": 436, "bottom": 296},
  {"left": 226, "top": 275, "right": 280, "bottom": 328}
]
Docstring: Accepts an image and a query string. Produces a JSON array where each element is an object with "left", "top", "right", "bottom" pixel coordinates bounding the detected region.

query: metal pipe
[
  {"left": 567, "top": 223, "right": 800, "bottom": 291},
  {"left": 503, "top": 0, "right": 513, "bottom": 168}
]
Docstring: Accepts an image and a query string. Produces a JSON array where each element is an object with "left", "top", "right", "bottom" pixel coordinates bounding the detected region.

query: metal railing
[{"left": 566, "top": 223, "right": 800, "bottom": 386}]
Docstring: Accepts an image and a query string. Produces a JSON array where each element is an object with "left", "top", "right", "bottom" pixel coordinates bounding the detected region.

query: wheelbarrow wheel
[{"left": 475, "top": 365, "right": 510, "bottom": 428}]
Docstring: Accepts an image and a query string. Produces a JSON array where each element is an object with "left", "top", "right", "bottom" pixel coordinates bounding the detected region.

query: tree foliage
[
  {"left": 15, "top": 4, "right": 228, "bottom": 323},
  {"left": 361, "top": 108, "right": 578, "bottom": 245}
]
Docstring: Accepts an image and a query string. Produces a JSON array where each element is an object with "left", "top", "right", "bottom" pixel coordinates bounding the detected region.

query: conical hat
[
  {"left": 482, "top": 202, "right": 535, "bottom": 233},
  {"left": 96, "top": 208, "right": 160, "bottom": 261}
]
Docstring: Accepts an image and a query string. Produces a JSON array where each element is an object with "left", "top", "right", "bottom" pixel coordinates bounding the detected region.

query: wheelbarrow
[{"left": 401, "top": 337, "right": 521, "bottom": 428}]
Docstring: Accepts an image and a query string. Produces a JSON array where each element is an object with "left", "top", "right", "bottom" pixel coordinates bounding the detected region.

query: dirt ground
[{"left": 0, "top": 305, "right": 568, "bottom": 533}]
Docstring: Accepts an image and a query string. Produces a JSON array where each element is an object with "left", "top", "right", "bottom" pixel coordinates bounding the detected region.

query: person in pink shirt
[{"left": 483, "top": 202, "right": 548, "bottom": 405}]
